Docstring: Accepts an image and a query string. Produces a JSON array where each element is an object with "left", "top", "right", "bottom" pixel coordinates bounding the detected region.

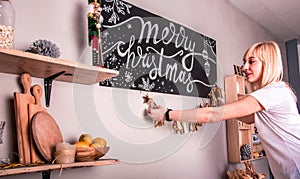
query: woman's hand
[{"left": 147, "top": 105, "right": 167, "bottom": 122}]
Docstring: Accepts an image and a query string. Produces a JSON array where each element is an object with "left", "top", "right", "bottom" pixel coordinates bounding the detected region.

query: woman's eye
[{"left": 249, "top": 60, "right": 255, "bottom": 65}]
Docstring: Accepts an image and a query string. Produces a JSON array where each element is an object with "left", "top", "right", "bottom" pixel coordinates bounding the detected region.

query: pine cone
[
  {"left": 240, "top": 144, "right": 252, "bottom": 160},
  {"left": 26, "top": 39, "right": 61, "bottom": 58}
]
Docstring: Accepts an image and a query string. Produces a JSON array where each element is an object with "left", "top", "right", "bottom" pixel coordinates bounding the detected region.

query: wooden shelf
[
  {"left": 0, "top": 159, "right": 120, "bottom": 176},
  {"left": 240, "top": 156, "right": 267, "bottom": 163},
  {"left": 0, "top": 0, "right": 123, "bottom": 175},
  {"left": 0, "top": 49, "right": 120, "bottom": 178},
  {"left": 225, "top": 75, "right": 265, "bottom": 163},
  {"left": 0, "top": 48, "right": 119, "bottom": 84},
  {"left": 238, "top": 122, "right": 251, "bottom": 130}
]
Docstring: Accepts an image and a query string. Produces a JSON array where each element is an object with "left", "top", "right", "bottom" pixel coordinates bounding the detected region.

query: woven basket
[{"left": 75, "top": 147, "right": 109, "bottom": 162}]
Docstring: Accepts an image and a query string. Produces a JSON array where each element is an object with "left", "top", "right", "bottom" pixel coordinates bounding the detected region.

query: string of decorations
[
  {"left": 143, "top": 83, "right": 223, "bottom": 134},
  {"left": 87, "top": 0, "right": 104, "bottom": 67}
]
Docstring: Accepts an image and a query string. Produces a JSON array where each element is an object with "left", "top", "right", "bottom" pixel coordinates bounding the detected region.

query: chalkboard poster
[{"left": 98, "top": 0, "right": 217, "bottom": 98}]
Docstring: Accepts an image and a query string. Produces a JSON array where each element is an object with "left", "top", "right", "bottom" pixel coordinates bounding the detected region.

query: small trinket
[
  {"left": 189, "top": 122, "right": 198, "bottom": 132},
  {"left": 143, "top": 94, "right": 164, "bottom": 128},
  {"left": 208, "top": 83, "right": 223, "bottom": 107},
  {"left": 0, "top": 121, "right": 5, "bottom": 144},
  {"left": 172, "top": 121, "right": 185, "bottom": 134}
]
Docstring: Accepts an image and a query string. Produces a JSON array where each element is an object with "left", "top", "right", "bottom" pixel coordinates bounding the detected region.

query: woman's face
[{"left": 242, "top": 52, "right": 263, "bottom": 84}]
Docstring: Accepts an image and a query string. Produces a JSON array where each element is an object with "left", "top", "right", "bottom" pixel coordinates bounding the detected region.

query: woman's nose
[{"left": 241, "top": 64, "right": 247, "bottom": 71}]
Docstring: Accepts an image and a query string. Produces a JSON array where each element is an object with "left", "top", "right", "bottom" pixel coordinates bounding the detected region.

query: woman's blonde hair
[{"left": 243, "top": 41, "right": 283, "bottom": 88}]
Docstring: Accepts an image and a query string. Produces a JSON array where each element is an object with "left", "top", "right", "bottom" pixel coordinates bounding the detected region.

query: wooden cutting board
[
  {"left": 13, "top": 73, "right": 35, "bottom": 164},
  {"left": 28, "top": 84, "right": 47, "bottom": 163},
  {"left": 32, "top": 111, "right": 63, "bottom": 162}
]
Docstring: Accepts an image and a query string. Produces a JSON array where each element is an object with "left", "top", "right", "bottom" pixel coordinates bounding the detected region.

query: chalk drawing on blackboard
[
  {"left": 102, "top": 0, "right": 132, "bottom": 24},
  {"left": 98, "top": 0, "right": 217, "bottom": 98}
]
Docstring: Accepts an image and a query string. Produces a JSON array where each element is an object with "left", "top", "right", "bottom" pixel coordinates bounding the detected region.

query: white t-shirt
[{"left": 250, "top": 81, "right": 300, "bottom": 179}]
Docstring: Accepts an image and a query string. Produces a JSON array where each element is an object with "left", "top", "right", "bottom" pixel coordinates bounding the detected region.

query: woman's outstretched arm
[{"left": 148, "top": 95, "right": 264, "bottom": 124}]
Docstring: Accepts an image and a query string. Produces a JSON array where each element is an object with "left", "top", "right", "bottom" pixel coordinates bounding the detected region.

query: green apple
[
  {"left": 92, "top": 137, "right": 106, "bottom": 147},
  {"left": 79, "top": 134, "right": 93, "bottom": 145}
]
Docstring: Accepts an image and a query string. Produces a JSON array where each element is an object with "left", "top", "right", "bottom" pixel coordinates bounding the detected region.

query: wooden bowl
[{"left": 75, "top": 147, "right": 109, "bottom": 162}]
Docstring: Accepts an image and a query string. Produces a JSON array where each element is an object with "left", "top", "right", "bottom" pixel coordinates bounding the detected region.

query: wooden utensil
[
  {"left": 32, "top": 111, "right": 63, "bottom": 162},
  {"left": 28, "top": 84, "right": 47, "bottom": 163},
  {"left": 13, "top": 73, "right": 35, "bottom": 164}
]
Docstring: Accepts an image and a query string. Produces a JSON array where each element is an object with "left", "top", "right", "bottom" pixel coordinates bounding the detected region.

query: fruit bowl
[
  {"left": 94, "top": 147, "right": 110, "bottom": 158},
  {"left": 75, "top": 147, "right": 110, "bottom": 162}
]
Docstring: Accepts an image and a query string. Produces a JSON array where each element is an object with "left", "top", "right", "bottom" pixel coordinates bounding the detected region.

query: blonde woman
[{"left": 148, "top": 41, "right": 300, "bottom": 178}]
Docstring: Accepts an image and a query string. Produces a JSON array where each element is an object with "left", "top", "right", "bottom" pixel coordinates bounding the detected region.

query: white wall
[
  {"left": 0, "top": 0, "right": 282, "bottom": 178},
  {"left": 298, "top": 44, "right": 300, "bottom": 76}
]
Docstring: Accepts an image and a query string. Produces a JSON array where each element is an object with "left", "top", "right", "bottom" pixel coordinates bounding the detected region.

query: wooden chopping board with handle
[
  {"left": 13, "top": 73, "right": 35, "bottom": 164},
  {"left": 32, "top": 111, "right": 63, "bottom": 162},
  {"left": 28, "top": 84, "right": 47, "bottom": 163}
]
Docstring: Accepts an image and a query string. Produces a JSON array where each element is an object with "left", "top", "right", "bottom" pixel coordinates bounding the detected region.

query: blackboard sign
[{"left": 98, "top": 0, "right": 217, "bottom": 98}]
